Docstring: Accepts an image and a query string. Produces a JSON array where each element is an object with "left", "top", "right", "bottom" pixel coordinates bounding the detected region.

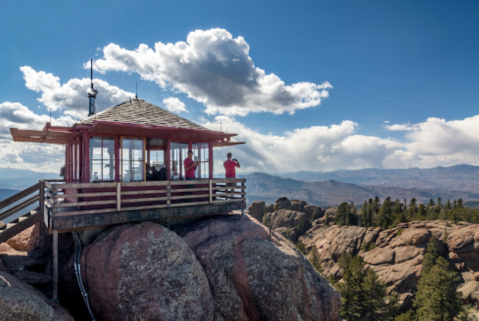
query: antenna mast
[{"left": 88, "top": 59, "right": 98, "bottom": 116}]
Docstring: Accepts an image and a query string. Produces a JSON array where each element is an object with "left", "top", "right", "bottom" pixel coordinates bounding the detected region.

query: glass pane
[
  {"left": 90, "top": 138, "right": 102, "bottom": 160},
  {"left": 133, "top": 161, "right": 144, "bottom": 181},
  {"left": 102, "top": 138, "right": 115, "bottom": 160},
  {"left": 150, "top": 150, "right": 164, "bottom": 168},
  {"left": 91, "top": 160, "right": 102, "bottom": 182},
  {"left": 122, "top": 160, "right": 131, "bottom": 182},
  {"left": 122, "top": 139, "right": 132, "bottom": 160}
]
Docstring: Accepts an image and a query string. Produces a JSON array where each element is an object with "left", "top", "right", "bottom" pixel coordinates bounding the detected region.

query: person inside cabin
[
  {"left": 158, "top": 164, "right": 167, "bottom": 181},
  {"left": 150, "top": 166, "right": 159, "bottom": 181},
  {"left": 224, "top": 152, "right": 240, "bottom": 195},
  {"left": 146, "top": 164, "right": 153, "bottom": 181},
  {"left": 184, "top": 150, "right": 198, "bottom": 180}
]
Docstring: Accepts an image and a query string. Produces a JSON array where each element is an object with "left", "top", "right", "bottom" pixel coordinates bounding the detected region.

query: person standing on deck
[
  {"left": 224, "top": 153, "right": 240, "bottom": 197},
  {"left": 184, "top": 150, "right": 198, "bottom": 180},
  {"left": 224, "top": 152, "right": 240, "bottom": 178}
]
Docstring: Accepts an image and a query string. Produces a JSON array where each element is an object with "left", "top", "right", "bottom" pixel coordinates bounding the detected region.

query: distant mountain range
[
  {"left": 246, "top": 165, "right": 479, "bottom": 207},
  {"left": 0, "top": 168, "right": 59, "bottom": 190},
  {"left": 275, "top": 164, "right": 479, "bottom": 194}
]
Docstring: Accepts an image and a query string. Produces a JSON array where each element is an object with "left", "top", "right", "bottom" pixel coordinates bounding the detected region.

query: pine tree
[
  {"left": 410, "top": 198, "right": 417, "bottom": 212},
  {"left": 414, "top": 257, "right": 463, "bottom": 320},
  {"left": 428, "top": 199, "right": 435, "bottom": 207},
  {"left": 376, "top": 197, "right": 392, "bottom": 229},
  {"left": 337, "top": 255, "right": 398, "bottom": 321},
  {"left": 335, "top": 202, "right": 352, "bottom": 226},
  {"left": 361, "top": 201, "right": 369, "bottom": 227},
  {"left": 416, "top": 204, "right": 426, "bottom": 221},
  {"left": 421, "top": 237, "right": 439, "bottom": 275},
  {"left": 308, "top": 246, "right": 323, "bottom": 273}
]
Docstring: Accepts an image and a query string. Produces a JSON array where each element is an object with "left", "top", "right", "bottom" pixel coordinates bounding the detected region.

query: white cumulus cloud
[
  {"left": 203, "top": 116, "right": 403, "bottom": 173},
  {"left": 90, "top": 28, "right": 332, "bottom": 116},
  {"left": 163, "top": 97, "right": 188, "bottom": 113},
  {"left": 20, "top": 66, "right": 134, "bottom": 119}
]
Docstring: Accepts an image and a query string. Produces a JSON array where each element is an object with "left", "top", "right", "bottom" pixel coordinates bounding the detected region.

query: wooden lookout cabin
[{"left": 0, "top": 93, "right": 246, "bottom": 300}]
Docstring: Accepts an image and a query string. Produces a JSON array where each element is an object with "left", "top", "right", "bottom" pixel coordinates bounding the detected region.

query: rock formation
[
  {"left": 64, "top": 221, "right": 214, "bottom": 321},
  {"left": 0, "top": 267, "right": 74, "bottom": 321},
  {"left": 300, "top": 220, "right": 479, "bottom": 302},
  {"left": 60, "top": 216, "right": 340, "bottom": 321}
]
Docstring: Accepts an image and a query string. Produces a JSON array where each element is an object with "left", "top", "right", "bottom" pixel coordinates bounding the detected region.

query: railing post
[
  {"left": 52, "top": 229, "right": 58, "bottom": 302},
  {"left": 39, "top": 180, "right": 47, "bottom": 254},
  {"left": 116, "top": 182, "right": 121, "bottom": 211},
  {"left": 167, "top": 181, "right": 171, "bottom": 207},
  {"left": 209, "top": 180, "right": 213, "bottom": 204}
]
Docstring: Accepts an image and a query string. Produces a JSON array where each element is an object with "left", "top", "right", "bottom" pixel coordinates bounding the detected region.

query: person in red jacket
[
  {"left": 224, "top": 152, "right": 240, "bottom": 178},
  {"left": 224, "top": 153, "right": 240, "bottom": 196}
]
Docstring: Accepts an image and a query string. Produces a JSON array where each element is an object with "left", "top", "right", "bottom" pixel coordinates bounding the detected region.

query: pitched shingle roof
[{"left": 79, "top": 98, "right": 209, "bottom": 131}]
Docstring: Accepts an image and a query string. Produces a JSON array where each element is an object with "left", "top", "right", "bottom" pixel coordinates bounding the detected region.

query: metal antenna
[
  {"left": 90, "top": 59, "right": 93, "bottom": 89},
  {"left": 136, "top": 82, "right": 138, "bottom": 99},
  {"left": 49, "top": 108, "right": 51, "bottom": 124}
]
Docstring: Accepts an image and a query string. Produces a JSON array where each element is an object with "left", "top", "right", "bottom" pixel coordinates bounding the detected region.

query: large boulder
[
  {"left": 63, "top": 221, "right": 214, "bottom": 321},
  {"left": 0, "top": 270, "right": 74, "bottom": 321},
  {"left": 247, "top": 201, "right": 266, "bottom": 222},
  {"left": 273, "top": 197, "right": 291, "bottom": 211},
  {"left": 6, "top": 224, "right": 40, "bottom": 252},
  {"left": 269, "top": 209, "right": 312, "bottom": 231},
  {"left": 290, "top": 199, "right": 308, "bottom": 212},
  {"left": 265, "top": 204, "right": 274, "bottom": 213},
  {"left": 304, "top": 205, "right": 323, "bottom": 220},
  {"left": 177, "top": 215, "right": 340, "bottom": 321},
  {"left": 299, "top": 220, "right": 466, "bottom": 296}
]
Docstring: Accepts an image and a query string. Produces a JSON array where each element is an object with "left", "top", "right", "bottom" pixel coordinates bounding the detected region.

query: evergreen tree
[
  {"left": 337, "top": 255, "right": 398, "bottom": 321},
  {"left": 428, "top": 199, "right": 435, "bottom": 207},
  {"left": 335, "top": 202, "right": 352, "bottom": 226},
  {"left": 410, "top": 198, "right": 417, "bottom": 212},
  {"left": 361, "top": 201, "right": 369, "bottom": 227},
  {"left": 445, "top": 199, "right": 452, "bottom": 210},
  {"left": 421, "top": 237, "right": 439, "bottom": 275},
  {"left": 308, "top": 246, "right": 323, "bottom": 273},
  {"left": 376, "top": 197, "right": 392, "bottom": 229},
  {"left": 416, "top": 204, "right": 426, "bottom": 221},
  {"left": 414, "top": 257, "right": 462, "bottom": 321},
  {"left": 436, "top": 197, "right": 442, "bottom": 210}
]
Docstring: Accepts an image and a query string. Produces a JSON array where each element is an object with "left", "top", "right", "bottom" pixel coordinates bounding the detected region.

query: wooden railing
[
  {"left": 42, "top": 178, "right": 246, "bottom": 222},
  {"left": 0, "top": 183, "right": 40, "bottom": 223}
]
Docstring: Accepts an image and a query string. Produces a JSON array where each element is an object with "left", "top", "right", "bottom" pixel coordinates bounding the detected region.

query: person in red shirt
[
  {"left": 224, "top": 152, "right": 240, "bottom": 178},
  {"left": 184, "top": 150, "right": 198, "bottom": 180},
  {"left": 224, "top": 153, "right": 240, "bottom": 196}
]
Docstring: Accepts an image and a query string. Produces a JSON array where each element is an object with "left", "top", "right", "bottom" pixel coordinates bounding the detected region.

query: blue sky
[{"left": 1, "top": 0, "right": 479, "bottom": 173}]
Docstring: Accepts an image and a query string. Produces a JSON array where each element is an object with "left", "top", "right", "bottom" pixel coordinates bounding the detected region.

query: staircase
[{"left": 0, "top": 182, "right": 42, "bottom": 244}]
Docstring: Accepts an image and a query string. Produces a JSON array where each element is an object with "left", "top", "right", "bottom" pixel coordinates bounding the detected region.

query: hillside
[
  {"left": 246, "top": 172, "right": 479, "bottom": 207},
  {"left": 0, "top": 168, "right": 59, "bottom": 190},
  {"left": 0, "top": 189, "right": 18, "bottom": 202},
  {"left": 277, "top": 164, "right": 479, "bottom": 194}
]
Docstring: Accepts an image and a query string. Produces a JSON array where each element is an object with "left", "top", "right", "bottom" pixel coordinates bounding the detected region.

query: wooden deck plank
[{"left": 51, "top": 201, "right": 246, "bottom": 230}]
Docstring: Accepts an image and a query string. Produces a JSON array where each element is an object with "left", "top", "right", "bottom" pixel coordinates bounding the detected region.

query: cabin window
[
  {"left": 121, "top": 138, "right": 145, "bottom": 182},
  {"left": 193, "top": 143, "right": 209, "bottom": 179},
  {"left": 90, "top": 137, "right": 115, "bottom": 182},
  {"left": 147, "top": 139, "right": 165, "bottom": 169},
  {"left": 170, "top": 142, "right": 188, "bottom": 180}
]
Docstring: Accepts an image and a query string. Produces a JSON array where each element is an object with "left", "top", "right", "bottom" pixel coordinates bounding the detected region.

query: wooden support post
[
  {"left": 82, "top": 130, "right": 90, "bottom": 183},
  {"left": 209, "top": 180, "right": 213, "bottom": 204},
  {"left": 166, "top": 139, "right": 171, "bottom": 181},
  {"left": 167, "top": 181, "right": 171, "bottom": 208},
  {"left": 115, "top": 136, "right": 120, "bottom": 182},
  {"left": 116, "top": 182, "right": 121, "bottom": 211},
  {"left": 52, "top": 230, "right": 58, "bottom": 301},
  {"left": 208, "top": 142, "right": 214, "bottom": 179},
  {"left": 39, "top": 180, "right": 47, "bottom": 254}
]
